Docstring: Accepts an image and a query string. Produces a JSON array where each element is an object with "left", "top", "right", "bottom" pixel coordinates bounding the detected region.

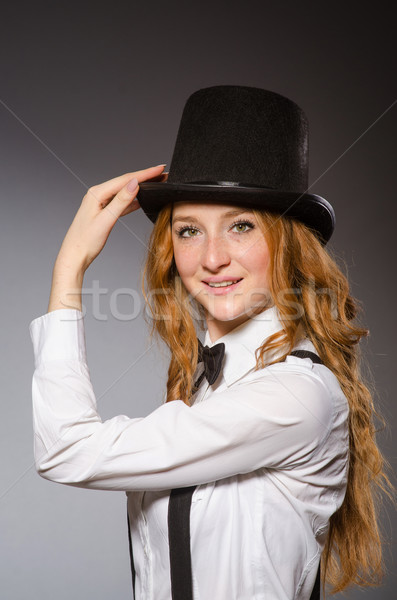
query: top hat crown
[{"left": 138, "top": 85, "right": 335, "bottom": 245}]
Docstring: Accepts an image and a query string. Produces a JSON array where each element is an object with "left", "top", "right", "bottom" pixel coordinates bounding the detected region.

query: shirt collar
[{"left": 203, "top": 305, "right": 288, "bottom": 387}]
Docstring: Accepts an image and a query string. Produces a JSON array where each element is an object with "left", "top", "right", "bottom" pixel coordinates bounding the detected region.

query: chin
[
  {"left": 206, "top": 298, "right": 270, "bottom": 320},
  {"left": 205, "top": 308, "right": 251, "bottom": 326}
]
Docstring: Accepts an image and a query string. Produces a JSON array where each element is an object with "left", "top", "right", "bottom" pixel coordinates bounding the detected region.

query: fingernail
[
  {"left": 155, "top": 163, "right": 166, "bottom": 168},
  {"left": 127, "top": 177, "right": 138, "bottom": 193}
]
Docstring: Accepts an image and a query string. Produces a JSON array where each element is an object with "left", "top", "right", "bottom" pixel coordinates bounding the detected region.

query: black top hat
[{"left": 138, "top": 85, "right": 335, "bottom": 245}]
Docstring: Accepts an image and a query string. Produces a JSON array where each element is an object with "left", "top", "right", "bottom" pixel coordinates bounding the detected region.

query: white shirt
[{"left": 29, "top": 305, "right": 349, "bottom": 600}]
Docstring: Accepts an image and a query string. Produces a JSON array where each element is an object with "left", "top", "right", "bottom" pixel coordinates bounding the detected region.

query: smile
[
  {"left": 202, "top": 278, "right": 243, "bottom": 295},
  {"left": 207, "top": 279, "right": 242, "bottom": 288}
]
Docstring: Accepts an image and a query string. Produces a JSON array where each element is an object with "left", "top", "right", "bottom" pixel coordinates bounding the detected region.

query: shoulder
[{"left": 229, "top": 353, "right": 348, "bottom": 442}]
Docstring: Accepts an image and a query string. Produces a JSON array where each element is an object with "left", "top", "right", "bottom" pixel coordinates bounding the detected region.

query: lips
[
  {"left": 206, "top": 279, "right": 242, "bottom": 288},
  {"left": 202, "top": 278, "right": 243, "bottom": 294},
  {"left": 203, "top": 277, "right": 242, "bottom": 284}
]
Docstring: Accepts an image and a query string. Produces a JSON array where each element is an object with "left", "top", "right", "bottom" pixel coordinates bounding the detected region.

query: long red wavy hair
[{"left": 141, "top": 203, "right": 395, "bottom": 594}]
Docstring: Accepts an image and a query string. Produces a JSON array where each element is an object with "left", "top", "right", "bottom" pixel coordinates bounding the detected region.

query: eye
[
  {"left": 175, "top": 225, "right": 200, "bottom": 238},
  {"left": 230, "top": 220, "right": 255, "bottom": 233}
]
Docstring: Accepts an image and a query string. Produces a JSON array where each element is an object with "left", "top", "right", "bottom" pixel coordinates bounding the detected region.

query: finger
[
  {"left": 118, "top": 173, "right": 168, "bottom": 217},
  {"left": 98, "top": 177, "right": 140, "bottom": 225},
  {"left": 120, "top": 171, "right": 169, "bottom": 215},
  {"left": 85, "top": 165, "right": 166, "bottom": 205}
]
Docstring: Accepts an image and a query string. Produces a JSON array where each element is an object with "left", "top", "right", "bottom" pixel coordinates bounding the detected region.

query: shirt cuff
[{"left": 29, "top": 309, "right": 87, "bottom": 368}]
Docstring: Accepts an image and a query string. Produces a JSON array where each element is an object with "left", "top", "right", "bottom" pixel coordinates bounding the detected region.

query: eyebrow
[{"left": 172, "top": 209, "right": 252, "bottom": 224}]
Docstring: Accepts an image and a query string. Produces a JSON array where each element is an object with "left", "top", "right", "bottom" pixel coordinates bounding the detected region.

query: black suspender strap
[
  {"left": 127, "top": 510, "right": 136, "bottom": 596},
  {"left": 290, "top": 349, "right": 323, "bottom": 364},
  {"left": 168, "top": 486, "right": 196, "bottom": 600},
  {"left": 129, "top": 348, "right": 324, "bottom": 599},
  {"left": 310, "top": 561, "right": 321, "bottom": 600}
]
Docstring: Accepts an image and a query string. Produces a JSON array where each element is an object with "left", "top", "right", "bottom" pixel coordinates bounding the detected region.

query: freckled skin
[{"left": 172, "top": 203, "right": 272, "bottom": 342}]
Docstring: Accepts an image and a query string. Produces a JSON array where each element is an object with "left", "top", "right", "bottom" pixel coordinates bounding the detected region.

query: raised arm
[{"left": 47, "top": 165, "right": 167, "bottom": 313}]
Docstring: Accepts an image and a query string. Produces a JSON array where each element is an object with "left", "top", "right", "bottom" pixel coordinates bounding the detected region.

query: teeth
[{"left": 207, "top": 280, "right": 240, "bottom": 288}]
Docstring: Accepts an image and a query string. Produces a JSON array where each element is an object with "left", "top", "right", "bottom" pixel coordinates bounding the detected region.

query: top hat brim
[{"left": 137, "top": 181, "right": 335, "bottom": 245}]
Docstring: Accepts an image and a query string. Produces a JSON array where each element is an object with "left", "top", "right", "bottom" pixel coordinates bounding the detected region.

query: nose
[{"left": 200, "top": 235, "right": 231, "bottom": 272}]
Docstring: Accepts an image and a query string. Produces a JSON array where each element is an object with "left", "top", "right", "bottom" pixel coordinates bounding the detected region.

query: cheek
[
  {"left": 173, "top": 245, "right": 198, "bottom": 281},
  {"left": 242, "top": 244, "right": 271, "bottom": 283}
]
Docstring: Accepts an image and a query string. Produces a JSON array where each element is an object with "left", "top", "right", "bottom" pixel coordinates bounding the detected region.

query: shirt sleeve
[{"left": 30, "top": 309, "right": 334, "bottom": 492}]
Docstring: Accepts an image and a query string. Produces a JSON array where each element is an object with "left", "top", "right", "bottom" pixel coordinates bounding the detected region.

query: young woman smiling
[
  {"left": 29, "top": 86, "right": 393, "bottom": 600},
  {"left": 171, "top": 202, "right": 272, "bottom": 340}
]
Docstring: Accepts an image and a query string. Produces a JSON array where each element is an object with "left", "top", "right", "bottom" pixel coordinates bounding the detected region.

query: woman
[{"left": 30, "top": 86, "right": 392, "bottom": 599}]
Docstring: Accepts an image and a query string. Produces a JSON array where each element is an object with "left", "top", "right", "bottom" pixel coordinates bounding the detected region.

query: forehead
[{"left": 171, "top": 202, "right": 255, "bottom": 220}]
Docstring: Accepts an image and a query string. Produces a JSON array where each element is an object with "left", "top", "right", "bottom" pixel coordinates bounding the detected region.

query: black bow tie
[{"left": 195, "top": 338, "right": 225, "bottom": 387}]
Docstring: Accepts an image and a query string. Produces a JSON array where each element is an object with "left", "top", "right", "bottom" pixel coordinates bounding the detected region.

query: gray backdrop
[{"left": 1, "top": 2, "right": 395, "bottom": 599}]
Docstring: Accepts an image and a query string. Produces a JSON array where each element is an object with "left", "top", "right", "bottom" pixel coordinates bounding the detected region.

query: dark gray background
[{"left": 1, "top": 2, "right": 395, "bottom": 598}]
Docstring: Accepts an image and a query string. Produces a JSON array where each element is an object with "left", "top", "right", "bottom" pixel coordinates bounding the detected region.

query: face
[{"left": 171, "top": 202, "right": 272, "bottom": 342}]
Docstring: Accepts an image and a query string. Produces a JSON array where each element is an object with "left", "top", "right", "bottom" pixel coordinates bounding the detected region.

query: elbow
[
  {"left": 35, "top": 455, "right": 93, "bottom": 486},
  {"left": 34, "top": 438, "right": 93, "bottom": 486},
  {"left": 36, "top": 462, "right": 60, "bottom": 483},
  {"left": 34, "top": 435, "right": 69, "bottom": 483},
  {"left": 35, "top": 453, "right": 76, "bottom": 484}
]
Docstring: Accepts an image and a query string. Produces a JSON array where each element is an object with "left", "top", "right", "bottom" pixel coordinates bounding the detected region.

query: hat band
[{"left": 186, "top": 180, "right": 276, "bottom": 190}]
